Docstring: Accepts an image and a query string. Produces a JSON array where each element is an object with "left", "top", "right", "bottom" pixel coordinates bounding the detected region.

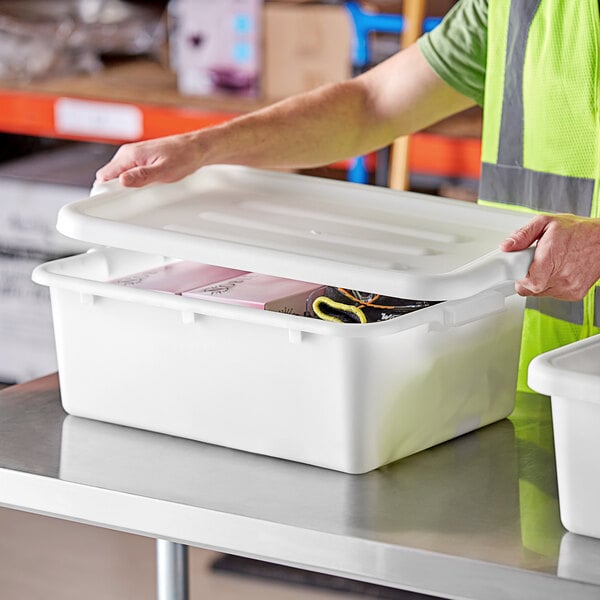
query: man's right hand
[{"left": 95, "top": 131, "right": 205, "bottom": 187}]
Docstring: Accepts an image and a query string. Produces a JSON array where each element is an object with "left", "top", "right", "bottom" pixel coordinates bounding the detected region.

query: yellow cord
[{"left": 312, "top": 296, "right": 368, "bottom": 324}]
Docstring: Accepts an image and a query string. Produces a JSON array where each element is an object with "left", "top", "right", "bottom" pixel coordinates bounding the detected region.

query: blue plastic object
[
  {"left": 343, "top": 3, "right": 443, "bottom": 184},
  {"left": 423, "top": 16, "right": 443, "bottom": 33},
  {"left": 344, "top": 2, "right": 403, "bottom": 69}
]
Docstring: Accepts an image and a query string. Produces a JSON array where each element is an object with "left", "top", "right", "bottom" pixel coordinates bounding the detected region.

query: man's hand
[
  {"left": 500, "top": 214, "right": 600, "bottom": 300},
  {"left": 95, "top": 132, "right": 205, "bottom": 187}
]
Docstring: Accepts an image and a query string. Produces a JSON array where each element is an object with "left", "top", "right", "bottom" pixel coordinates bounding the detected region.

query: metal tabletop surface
[{"left": 1, "top": 374, "right": 600, "bottom": 600}]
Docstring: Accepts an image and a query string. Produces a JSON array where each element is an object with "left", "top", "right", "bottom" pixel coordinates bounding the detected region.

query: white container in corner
[
  {"left": 33, "top": 165, "right": 534, "bottom": 473},
  {"left": 528, "top": 335, "right": 600, "bottom": 538}
]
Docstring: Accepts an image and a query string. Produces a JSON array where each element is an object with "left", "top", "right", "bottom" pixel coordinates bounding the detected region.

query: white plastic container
[
  {"left": 33, "top": 165, "right": 534, "bottom": 473},
  {"left": 528, "top": 335, "right": 600, "bottom": 538}
]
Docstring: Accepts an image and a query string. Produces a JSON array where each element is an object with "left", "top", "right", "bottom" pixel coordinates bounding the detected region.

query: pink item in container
[
  {"left": 182, "top": 272, "right": 325, "bottom": 315},
  {"left": 111, "top": 261, "right": 247, "bottom": 295}
]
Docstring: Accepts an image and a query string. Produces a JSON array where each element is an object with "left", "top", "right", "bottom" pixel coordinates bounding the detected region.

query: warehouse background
[{"left": 0, "top": 2, "right": 472, "bottom": 598}]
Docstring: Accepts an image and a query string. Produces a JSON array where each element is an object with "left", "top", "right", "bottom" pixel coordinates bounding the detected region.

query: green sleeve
[{"left": 416, "top": 0, "right": 488, "bottom": 106}]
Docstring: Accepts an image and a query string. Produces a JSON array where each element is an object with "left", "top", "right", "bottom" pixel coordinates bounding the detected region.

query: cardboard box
[
  {"left": 170, "top": 0, "right": 263, "bottom": 97},
  {"left": 0, "top": 254, "right": 57, "bottom": 383},
  {"left": 0, "top": 142, "right": 116, "bottom": 382},
  {"left": 0, "top": 143, "right": 115, "bottom": 256},
  {"left": 183, "top": 272, "right": 324, "bottom": 314},
  {"left": 112, "top": 261, "right": 247, "bottom": 294},
  {"left": 262, "top": 3, "right": 352, "bottom": 100}
]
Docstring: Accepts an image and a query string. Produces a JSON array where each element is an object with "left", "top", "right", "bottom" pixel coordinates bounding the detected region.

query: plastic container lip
[
  {"left": 528, "top": 335, "right": 600, "bottom": 401},
  {"left": 30, "top": 251, "right": 428, "bottom": 339},
  {"left": 59, "top": 165, "right": 534, "bottom": 302},
  {"left": 32, "top": 248, "right": 520, "bottom": 340}
]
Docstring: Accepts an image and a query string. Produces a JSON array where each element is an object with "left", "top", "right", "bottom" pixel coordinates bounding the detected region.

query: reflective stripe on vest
[
  {"left": 526, "top": 296, "right": 584, "bottom": 325},
  {"left": 480, "top": 163, "right": 594, "bottom": 215},
  {"left": 478, "top": 0, "right": 596, "bottom": 217},
  {"left": 595, "top": 287, "right": 600, "bottom": 327},
  {"left": 497, "top": 0, "right": 541, "bottom": 168},
  {"left": 480, "top": 0, "right": 599, "bottom": 327}
]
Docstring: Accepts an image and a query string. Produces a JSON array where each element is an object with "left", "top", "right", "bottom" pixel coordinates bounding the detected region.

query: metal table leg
[{"left": 156, "top": 539, "right": 189, "bottom": 600}]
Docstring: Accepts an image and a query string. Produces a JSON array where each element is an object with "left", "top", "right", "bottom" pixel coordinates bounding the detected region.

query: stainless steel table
[{"left": 1, "top": 374, "right": 600, "bottom": 600}]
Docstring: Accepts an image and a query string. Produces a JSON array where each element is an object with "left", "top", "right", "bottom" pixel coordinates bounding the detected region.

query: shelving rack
[
  {"left": 0, "top": 57, "right": 481, "bottom": 183},
  {"left": 0, "top": 59, "right": 264, "bottom": 143}
]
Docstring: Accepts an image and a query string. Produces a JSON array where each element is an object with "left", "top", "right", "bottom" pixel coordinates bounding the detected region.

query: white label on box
[{"left": 54, "top": 98, "right": 143, "bottom": 140}]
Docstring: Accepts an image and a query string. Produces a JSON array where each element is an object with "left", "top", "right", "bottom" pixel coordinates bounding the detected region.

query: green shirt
[{"left": 417, "top": 0, "right": 488, "bottom": 106}]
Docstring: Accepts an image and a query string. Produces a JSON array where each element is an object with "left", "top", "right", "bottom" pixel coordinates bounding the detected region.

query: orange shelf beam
[
  {"left": 410, "top": 133, "right": 481, "bottom": 180},
  {"left": 0, "top": 89, "right": 481, "bottom": 181},
  {"left": 331, "top": 134, "right": 482, "bottom": 180},
  {"left": 0, "top": 89, "right": 237, "bottom": 144}
]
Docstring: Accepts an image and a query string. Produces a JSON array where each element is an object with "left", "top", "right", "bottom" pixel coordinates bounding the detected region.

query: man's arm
[{"left": 96, "top": 44, "right": 475, "bottom": 187}]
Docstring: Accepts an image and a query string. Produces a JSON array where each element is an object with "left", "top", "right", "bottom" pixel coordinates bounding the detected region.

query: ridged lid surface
[{"left": 57, "top": 165, "right": 534, "bottom": 300}]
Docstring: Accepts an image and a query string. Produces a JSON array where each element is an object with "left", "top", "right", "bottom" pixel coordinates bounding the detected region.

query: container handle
[{"left": 433, "top": 287, "right": 510, "bottom": 330}]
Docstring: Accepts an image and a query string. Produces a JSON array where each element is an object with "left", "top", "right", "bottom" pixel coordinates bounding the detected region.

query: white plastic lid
[
  {"left": 58, "top": 165, "right": 534, "bottom": 301},
  {"left": 528, "top": 335, "right": 600, "bottom": 400}
]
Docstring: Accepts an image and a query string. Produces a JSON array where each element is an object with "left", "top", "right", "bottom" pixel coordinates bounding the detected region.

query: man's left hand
[{"left": 500, "top": 214, "right": 600, "bottom": 300}]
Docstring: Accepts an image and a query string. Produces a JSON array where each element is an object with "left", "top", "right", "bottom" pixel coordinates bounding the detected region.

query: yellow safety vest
[{"left": 479, "top": 0, "right": 600, "bottom": 392}]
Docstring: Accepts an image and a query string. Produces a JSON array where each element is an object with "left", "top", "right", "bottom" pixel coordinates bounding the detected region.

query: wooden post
[{"left": 388, "top": 0, "right": 427, "bottom": 190}]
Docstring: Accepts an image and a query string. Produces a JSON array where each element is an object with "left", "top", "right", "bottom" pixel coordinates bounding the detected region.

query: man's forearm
[
  {"left": 196, "top": 79, "right": 375, "bottom": 170},
  {"left": 192, "top": 43, "right": 475, "bottom": 171}
]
